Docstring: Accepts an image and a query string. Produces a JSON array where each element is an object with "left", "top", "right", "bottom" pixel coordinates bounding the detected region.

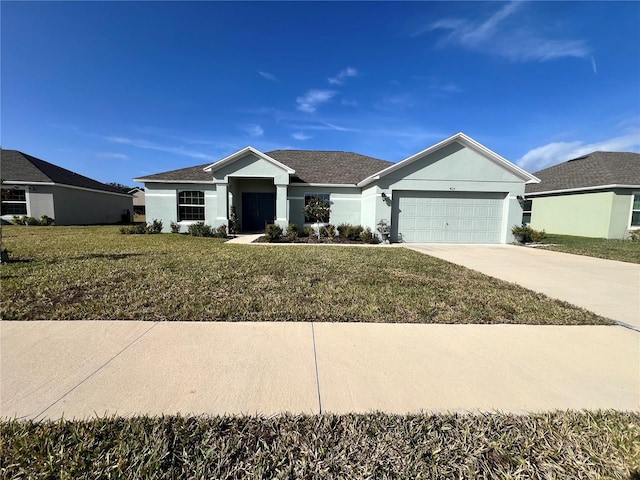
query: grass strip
[
  {"left": 538, "top": 233, "right": 640, "bottom": 264},
  {"left": 1, "top": 411, "right": 638, "bottom": 479},
  {"left": 1, "top": 226, "right": 612, "bottom": 324}
]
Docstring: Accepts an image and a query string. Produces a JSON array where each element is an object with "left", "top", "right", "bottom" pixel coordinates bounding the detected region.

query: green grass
[
  {"left": 1, "top": 412, "right": 638, "bottom": 479},
  {"left": 539, "top": 233, "right": 640, "bottom": 264},
  {"left": 0, "top": 226, "right": 611, "bottom": 324}
]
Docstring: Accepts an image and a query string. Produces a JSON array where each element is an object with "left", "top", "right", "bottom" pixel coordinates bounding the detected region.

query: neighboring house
[
  {"left": 525, "top": 151, "right": 640, "bottom": 239},
  {"left": 1, "top": 150, "right": 133, "bottom": 225},
  {"left": 129, "top": 187, "right": 146, "bottom": 222},
  {"left": 134, "top": 132, "right": 539, "bottom": 243}
]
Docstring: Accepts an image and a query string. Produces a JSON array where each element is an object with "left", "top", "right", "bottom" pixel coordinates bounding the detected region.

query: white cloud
[
  {"left": 425, "top": 2, "right": 590, "bottom": 62},
  {"left": 328, "top": 67, "right": 358, "bottom": 85},
  {"left": 242, "top": 124, "right": 264, "bottom": 137},
  {"left": 106, "top": 136, "right": 216, "bottom": 161},
  {"left": 258, "top": 71, "right": 278, "bottom": 82},
  {"left": 296, "top": 90, "right": 337, "bottom": 113},
  {"left": 292, "top": 132, "right": 311, "bottom": 141},
  {"left": 517, "top": 133, "right": 640, "bottom": 171},
  {"left": 96, "top": 152, "right": 128, "bottom": 160}
]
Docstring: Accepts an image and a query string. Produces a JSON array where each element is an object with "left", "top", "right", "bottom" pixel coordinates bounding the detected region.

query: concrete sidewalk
[
  {"left": 2, "top": 321, "right": 638, "bottom": 420},
  {"left": 404, "top": 244, "right": 640, "bottom": 330}
]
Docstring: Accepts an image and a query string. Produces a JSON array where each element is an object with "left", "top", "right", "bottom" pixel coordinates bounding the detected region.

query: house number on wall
[{"left": 449, "top": 187, "right": 456, "bottom": 191}]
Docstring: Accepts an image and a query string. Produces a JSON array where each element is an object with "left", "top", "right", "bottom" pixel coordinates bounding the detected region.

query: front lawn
[
  {"left": 538, "top": 233, "right": 640, "bottom": 264},
  {"left": 1, "top": 411, "right": 638, "bottom": 478},
  {"left": 0, "top": 226, "right": 611, "bottom": 324}
]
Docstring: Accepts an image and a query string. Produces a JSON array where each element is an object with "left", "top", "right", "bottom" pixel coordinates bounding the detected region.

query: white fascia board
[
  {"left": 2, "top": 180, "right": 132, "bottom": 197},
  {"left": 202, "top": 146, "right": 295, "bottom": 174},
  {"left": 2, "top": 180, "right": 56, "bottom": 186},
  {"left": 525, "top": 184, "right": 640, "bottom": 197},
  {"left": 357, "top": 132, "right": 540, "bottom": 187}
]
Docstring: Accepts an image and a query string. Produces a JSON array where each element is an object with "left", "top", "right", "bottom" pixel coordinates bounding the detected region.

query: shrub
[
  {"left": 511, "top": 225, "right": 545, "bottom": 243},
  {"left": 119, "top": 224, "right": 146, "bottom": 235},
  {"left": 146, "top": 219, "right": 163, "bottom": 234},
  {"left": 39, "top": 215, "right": 54, "bottom": 226},
  {"left": 324, "top": 224, "right": 337, "bottom": 240},
  {"left": 170, "top": 221, "right": 181, "bottom": 234},
  {"left": 188, "top": 222, "right": 213, "bottom": 237},
  {"left": 214, "top": 224, "right": 228, "bottom": 238},
  {"left": 264, "top": 224, "right": 283, "bottom": 242},
  {"left": 228, "top": 206, "right": 240, "bottom": 236},
  {"left": 301, "top": 226, "right": 314, "bottom": 238},
  {"left": 629, "top": 229, "right": 640, "bottom": 241},
  {"left": 530, "top": 228, "right": 546, "bottom": 243},
  {"left": 338, "top": 223, "right": 363, "bottom": 241},
  {"left": 24, "top": 216, "right": 38, "bottom": 225},
  {"left": 360, "top": 227, "right": 380, "bottom": 244},
  {"left": 286, "top": 223, "right": 299, "bottom": 241},
  {"left": 11, "top": 216, "right": 25, "bottom": 225}
]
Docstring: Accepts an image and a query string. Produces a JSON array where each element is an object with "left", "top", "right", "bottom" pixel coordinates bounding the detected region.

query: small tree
[{"left": 303, "top": 197, "right": 331, "bottom": 240}]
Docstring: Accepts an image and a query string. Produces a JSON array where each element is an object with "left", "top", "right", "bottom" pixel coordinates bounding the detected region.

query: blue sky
[{"left": 2, "top": 1, "right": 639, "bottom": 187}]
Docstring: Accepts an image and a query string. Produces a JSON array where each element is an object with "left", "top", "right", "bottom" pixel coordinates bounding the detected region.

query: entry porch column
[
  {"left": 275, "top": 183, "right": 288, "bottom": 229},
  {"left": 215, "top": 182, "right": 228, "bottom": 228}
]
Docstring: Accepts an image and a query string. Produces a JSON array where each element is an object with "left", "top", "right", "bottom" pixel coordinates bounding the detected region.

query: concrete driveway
[
  {"left": 1, "top": 321, "right": 638, "bottom": 419},
  {"left": 404, "top": 244, "right": 640, "bottom": 330}
]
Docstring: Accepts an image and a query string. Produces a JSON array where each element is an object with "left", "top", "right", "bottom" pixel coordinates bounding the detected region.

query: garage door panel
[{"left": 393, "top": 191, "right": 505, "bottom": 244}]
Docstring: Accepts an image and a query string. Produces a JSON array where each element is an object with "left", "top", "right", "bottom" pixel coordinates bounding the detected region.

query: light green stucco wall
[
  {"left": 287, "top": 186, "right": 361, "bottom": 228},
  {"left": 212, "top": 153, "right": 290, "bottom": 185},
  {"left": 145, "top": 183, "right": 218, "bottom": 232},
  {"left": 609, "top": 190, "right": 635, "bottom": 238},
  {"left": 530, "top": 191, "right": 613, "bottom": 238},
  {"left": 530, "top": 190, "right": 635, "bottom": 239},
  {"left": 371, "top": 142, "right": 527, "bottom": 243}
]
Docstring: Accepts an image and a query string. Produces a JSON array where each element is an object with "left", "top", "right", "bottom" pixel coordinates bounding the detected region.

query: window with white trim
[
  {"left": 178, "top": 190, "right": 205, "bottom": 221},
  {"left": 522, "top": 199, "right": 532, "bottom": 225},
  {"left": 1, "top": 188, "right": 27, "bottom": 215},
  {"left": 631, "top": 194, "right": 640, "bottom": 228},
  {"left": 304, "top": 193, "right": 330, "bottom": 223}
]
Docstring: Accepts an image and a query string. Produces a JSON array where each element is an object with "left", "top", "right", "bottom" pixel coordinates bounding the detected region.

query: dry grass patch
[
  {"left": 1, "top": 226, "right": 611, "bottom": 324},
  {"left": 1, "top": 411, "right": 638, "bottom": 478}
]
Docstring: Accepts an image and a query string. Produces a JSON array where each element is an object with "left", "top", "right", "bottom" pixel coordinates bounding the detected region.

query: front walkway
[
  {"left": 405, "top": 244, "right": 640, "bottom": 330},
  {"left": 1, "top": 321, "right": 637, "bottom": 420}
]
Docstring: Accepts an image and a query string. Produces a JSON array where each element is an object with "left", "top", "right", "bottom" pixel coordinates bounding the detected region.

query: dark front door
[{"left": 242, "top": 192, "right": 275, "bottom": 232}]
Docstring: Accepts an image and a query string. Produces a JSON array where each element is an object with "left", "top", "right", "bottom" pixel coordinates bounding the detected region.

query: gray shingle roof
[
  {"left": 267, "top": 150, "right": 392, "bottom": 184},
  {"left": 1, "top": 150, "right": 128, "bottom": 195},
  {"left": 135, "top": 150, "right": 393, "bottom": 185},
  {"left": 525, "top": 151, "right": 640, "bottom": 194}
]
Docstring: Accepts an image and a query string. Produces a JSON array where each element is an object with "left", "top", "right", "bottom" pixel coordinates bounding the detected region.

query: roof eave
[{"left": 526, "top": 184, "right": 640, "bottom": 197}]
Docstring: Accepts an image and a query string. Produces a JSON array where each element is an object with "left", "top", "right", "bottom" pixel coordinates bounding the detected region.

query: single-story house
[
  {"left": 1, "top": 150, "right": 133, "bottom": 225},
  {"left": 134, "top": 132, "right": 539, "bottom": 243},
  {"left": 129, "top": 187, "right": 146, "bottom": 222},
  {"left": 525, "top": 151, "right": 640, "bottom": 239}
]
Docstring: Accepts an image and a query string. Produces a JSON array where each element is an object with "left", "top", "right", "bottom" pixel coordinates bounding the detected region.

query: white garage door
[{"left": 393, "top": 191, "right": 506, "bottom": 243}]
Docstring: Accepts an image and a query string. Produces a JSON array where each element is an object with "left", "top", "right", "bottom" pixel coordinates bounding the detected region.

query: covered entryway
[
  {"left": 392, "top": 191, "right": 506, "bottom": 243},
  {"left": 241, "top": 192, "right": 275, "bottom": 232}
]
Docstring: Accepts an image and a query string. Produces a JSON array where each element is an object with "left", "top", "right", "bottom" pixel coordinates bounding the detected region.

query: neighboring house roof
[
  {"left": 358, "top": 132, "right": 539, "bottom": 187},
  {"left": 135, "top": 149, "right": 393, "bottom": 185},
  {"left": 525, "top": 151, "right": 640, "bottom": 195},
  {"left": 1, "top": 150, "right": 129, "bottom": 195}
]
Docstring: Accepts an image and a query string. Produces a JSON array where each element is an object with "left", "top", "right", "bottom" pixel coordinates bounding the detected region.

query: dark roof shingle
[
  {"left": 266, "top": 150, "right": 392, "bottom": 184},
  {"left": 1, "top": 150, "right": 128, "bottom": 194},
  {"left": 525, "top": 151, "right": 640, "bottom": 194},
  {"left": 135, "top": 150, "right": 393, "bottom": 185}
]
